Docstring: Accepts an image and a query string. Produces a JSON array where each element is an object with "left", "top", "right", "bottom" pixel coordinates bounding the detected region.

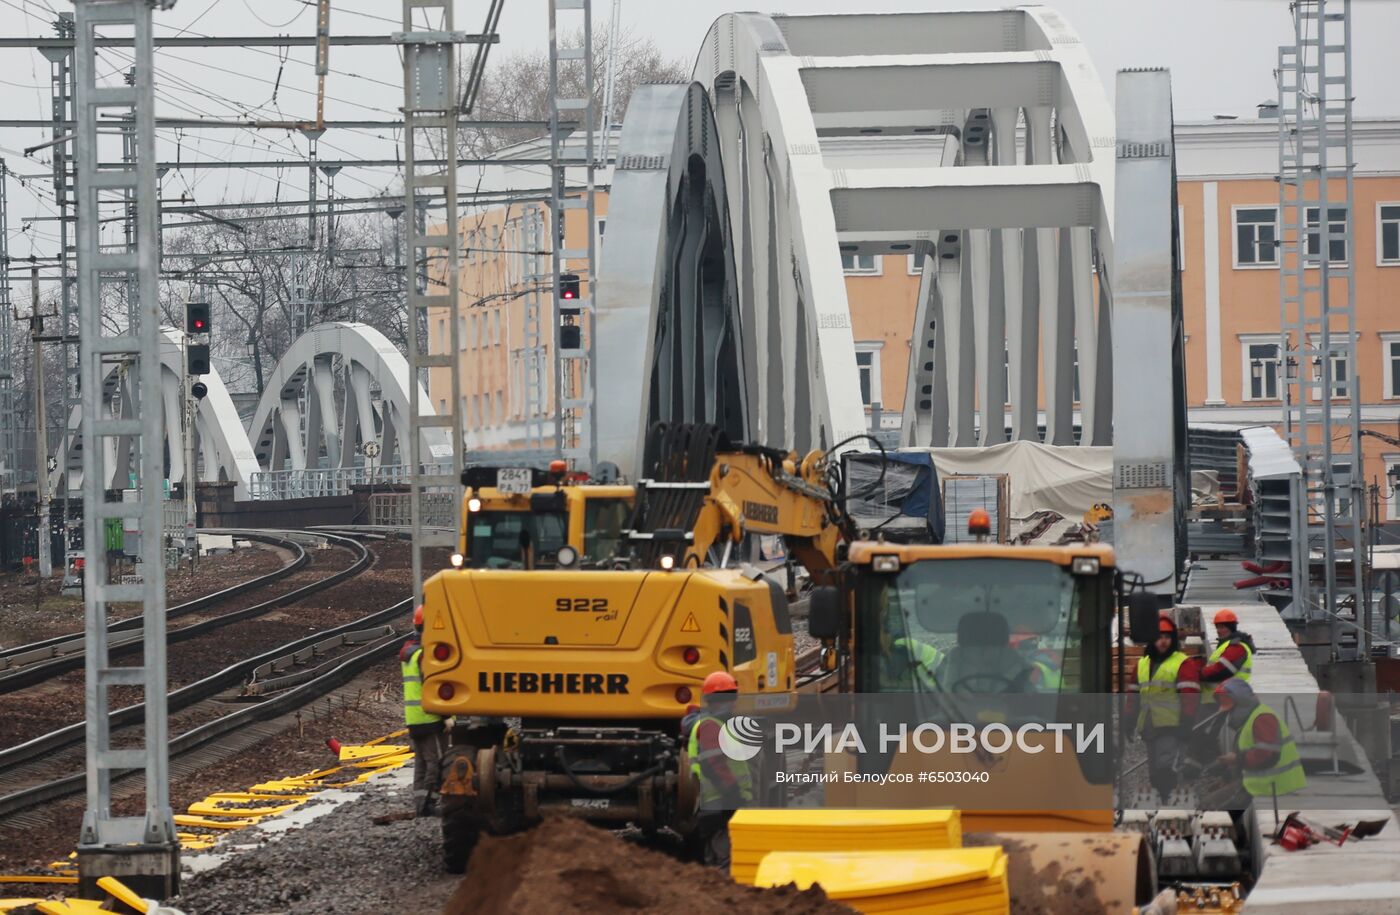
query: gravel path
[{"left": 168, "top": 768, "right": 460, "bottom": 915}]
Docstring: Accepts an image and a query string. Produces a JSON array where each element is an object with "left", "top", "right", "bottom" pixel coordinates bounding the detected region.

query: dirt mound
[{"left": 443, "top": 817, "right": 853, "bottom": 915}]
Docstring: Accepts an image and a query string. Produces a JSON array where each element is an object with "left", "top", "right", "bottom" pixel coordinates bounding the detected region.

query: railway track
[
  {"left": 0, "top": 596, "right": 413, "bottom": 827},
  {"left": 0, "top": 530, "right": 368, "bottom": 694}
]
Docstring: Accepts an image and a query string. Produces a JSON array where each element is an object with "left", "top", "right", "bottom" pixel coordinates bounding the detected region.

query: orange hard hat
[
  {"left": 1214, "top": 609, "right": 1239, "bottom": 626},
  {"left": 1214, "top": 684, "right": 1234, "bottom": 709},
  {"left": 702, "top": 671, "right": 739, "bottom": 695},
  {"left": 968, "top": 508, "right": 992, "bottom": 535},
  {"left": 413, "top": 604, "right": 425, "bottom": 627},
  {"left": 1158, "top": 615, "right": 1177, "bottom": 634}
]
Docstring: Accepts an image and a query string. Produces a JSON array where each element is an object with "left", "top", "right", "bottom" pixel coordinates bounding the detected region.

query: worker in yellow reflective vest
[
  {"left": 402, "top": 604, "right": 446, "bottom": 815},
  {"left": 1201, "top": 609, "right": 1254, "bottom": 702},
  {"left": 1214, "top": 678, "right": 1306, "bottom": 804},
  {"left": 683, "top": 671, "right": 754, "bottom": 867},
  {"left": 1128, "top": 614, "right": 1201, "bottom": 802}
]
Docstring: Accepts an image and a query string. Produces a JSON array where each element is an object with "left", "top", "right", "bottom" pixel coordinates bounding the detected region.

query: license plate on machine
[{"left": 496, "top": 468, "right": 533, "bottom": 494}]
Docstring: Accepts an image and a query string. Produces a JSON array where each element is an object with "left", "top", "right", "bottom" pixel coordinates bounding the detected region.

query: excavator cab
[
  {"left": 847, "top": 543, "right": 1116, "bottom": 695},
  {"left": 459, "top": 465, "right": 633, "bottom": 569}
]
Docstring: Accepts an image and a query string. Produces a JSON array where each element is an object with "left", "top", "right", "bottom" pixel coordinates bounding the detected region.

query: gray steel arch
[
  {"left": 598, "top": 8, "right": 1119, "bottom": 477},
  {"left": 247, "top": 321, "right": 449, "bottom": 476},
  {"left": 594, "top": 83, "right": 748, "bottom": 474},
  {"left": 53, "top": 328, "right": 261, "bottom": 499}
]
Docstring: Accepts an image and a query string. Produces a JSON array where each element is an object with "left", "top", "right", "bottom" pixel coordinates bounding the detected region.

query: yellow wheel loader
[{"left": 419, "top": 425, "right": 844, "bottom": 870}]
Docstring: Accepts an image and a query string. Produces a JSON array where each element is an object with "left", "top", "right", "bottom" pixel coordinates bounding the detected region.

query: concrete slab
[{"left": 1181, "top": 565, "right": 1400, "bottom": 912}]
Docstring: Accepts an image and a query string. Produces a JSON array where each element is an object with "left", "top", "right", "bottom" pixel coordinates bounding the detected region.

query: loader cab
[
  {"left": 844, "top": 542, "right": 1117, "bottom": 696},
  {"left": 460, "top": 465, "right": 633, "bottom": 569}
]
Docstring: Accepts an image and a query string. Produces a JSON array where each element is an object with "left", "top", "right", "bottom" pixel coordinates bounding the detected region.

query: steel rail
[
  {"left": 0, "top": 531, "right": 307, "bottom": 667},
  {"left": 0, "top": 531, "right": 368, "bottom": 693},
  {"left": 0, "top": 608, "right": 410, "bottom": 821}
]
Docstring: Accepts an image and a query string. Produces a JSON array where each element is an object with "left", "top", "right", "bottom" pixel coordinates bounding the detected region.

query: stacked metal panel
[
  {"left": 943, "top": 475, "right": 1008, "bottom": 544},
  {"left": 1240, "top": 426, "right": 1301, "bottom": 565},
  {"left": 1188, "top": 424, "right": 1246, "bottom": 501}
]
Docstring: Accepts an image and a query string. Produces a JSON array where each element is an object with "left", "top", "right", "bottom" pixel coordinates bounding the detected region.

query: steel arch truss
[
  {"left": 599, "top": 8, "right": 1120, "bottom": 474},
  {"left": 54, "top": 328, "right": 261, "bottom": 499},
  {"left": 247, "top": 322, "right": 449, "bottom": 482}
]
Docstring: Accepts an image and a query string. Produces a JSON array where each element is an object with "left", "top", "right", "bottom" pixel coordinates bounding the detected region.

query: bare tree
[{"left": 460, "top": 27, "right": 689, "bottom": 155}]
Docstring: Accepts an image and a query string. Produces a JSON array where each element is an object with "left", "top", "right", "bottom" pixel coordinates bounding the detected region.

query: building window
[
  {"left": 906, "top": 253, "right": 928, "bottom": 276},
  {"left": 437, "top": 318, "right": 446, "bottom": 351},
  {"left": 492, "top": 310, "right": 502, "bottom": 346},
  {"left": 841, "top": 254, "right": 880, "bottom": 275},
  {"left": 458, "top": 316, "right": 467, "bottom": 351},
  {"left": 1308, "top": 340, "right": 1348, "bottom": 400},
  {"left": 1386, "top": 456, "right": 1400, "bottom": 520},
  {"left": 1378, "top": 204, "right": 1400, "bottom": 265},
  {"left": 1242, "top": 338, "right": 1280, "bottom": 401},
  {"left": 854, "top": 342, "right": 883, "bottom": 408},
  {"left": 1234, "top": 207, "right": 1278, "bottom": 267},
  {"left": 1383, "top": 336, "right": 1400, "bottom": 399},
  {"left": 1305, "top": 206, "right": 1348, "bottom": 264}
]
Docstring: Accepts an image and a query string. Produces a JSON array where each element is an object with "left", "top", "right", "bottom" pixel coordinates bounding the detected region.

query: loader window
[
  {"left": 857, "top": 559, "right": 1080, "bottom": 695},
  {"left": 582, "top": 498, "right": 630, "bottom": 563},
  {"left": 467, "top": 510, "right": 568, "bottom": 568}
]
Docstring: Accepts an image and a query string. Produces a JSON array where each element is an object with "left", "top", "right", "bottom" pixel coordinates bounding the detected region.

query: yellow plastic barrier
[
  {"left": 96, "top": 876, "right": 149, "bottom": 913},
  {"left": 754, "top": 847, "right": 1009, "bottom": 915},
  {"left": 728, "top": 808, "right": 961, "bottom": 885}
]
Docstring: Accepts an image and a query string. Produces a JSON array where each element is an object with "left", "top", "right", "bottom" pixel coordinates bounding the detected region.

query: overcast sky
[{"left": 2, "top": 0, "right": 1398, "bottom": 274}]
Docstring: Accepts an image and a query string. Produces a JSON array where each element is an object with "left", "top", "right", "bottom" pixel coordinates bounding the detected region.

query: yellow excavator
[
  {"left": 419, "top": 425, "right": 844, "bottom": 870},
  {"left": 800, "top": 515, "right": 1162, "bottom": 909}
]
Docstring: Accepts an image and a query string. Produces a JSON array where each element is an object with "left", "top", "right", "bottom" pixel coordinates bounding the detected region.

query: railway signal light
[
  {"left": 559, "top": 273, "right": 580, "bottom": 301},
  {"left": 187, "top": 344, "right": 210, "bottom": 376},
  {"left": 190, "top": 381, "right": 208, "bottom": 400},
  {"left": 560, "top": 323, "right": 581, "bottom": 350},
  {"left": 186, "top": 301, "right": 211, "bottom": 335}
]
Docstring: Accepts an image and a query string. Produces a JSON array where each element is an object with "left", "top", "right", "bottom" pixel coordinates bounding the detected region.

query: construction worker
[
  {"left": 1200, "top": 609, "right": 1255, "bottom": 699},
  {"left": 1214, "top": 678, "right": 1306, "bottom": 804},
  {"left": 1128, "top": 614, "right": 1201, "bottom": 802},
  {"left": 401, "top": 605, "right": 446, "bottom": 816},
  {"left": 1012, "top": 632, "right": 1063, "bottom": 692},
  {"left": 685, "top": 671, "right": 754, "bottom": 868},
  {"left": 877, "top": 588, "right": 944, "bottom": 690}
]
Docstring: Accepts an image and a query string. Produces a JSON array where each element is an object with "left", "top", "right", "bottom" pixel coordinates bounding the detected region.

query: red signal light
[
  {"left": 674, "top": 686, "right": 693, "bottom": 704},
  {"left": 432, "top": 643, "right": 450, "bottom": 662},
  {"left": 682, "top": 646, "right": 700, "bottom": 665},
  {"left": 437, "top": 683, "right": 456, "bottom": 701}
]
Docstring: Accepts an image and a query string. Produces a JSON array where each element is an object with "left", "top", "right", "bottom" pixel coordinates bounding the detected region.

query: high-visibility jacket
[
  {"left": 1237, "top": 703, "right": 1306, "bottom": 798},
  {"left": 1202, "top": 638, "right": 1253, "bottom": 703},
  {"left": 401, "top": 641, "right": 443, "bottom": 727},
  {"left": 1135, "top": 651, "right": 1189, "bottom": 732},
  {"left": 894, "top": 638, "right": 944, "bottom": 691},
  {"left": 687, "top": 714, "right": 754, "bottom": 805}
]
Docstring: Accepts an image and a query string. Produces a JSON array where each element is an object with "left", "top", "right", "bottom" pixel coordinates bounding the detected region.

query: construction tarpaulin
[{"left": 903, "top": 440, "right": 1113, "bottom": 520}]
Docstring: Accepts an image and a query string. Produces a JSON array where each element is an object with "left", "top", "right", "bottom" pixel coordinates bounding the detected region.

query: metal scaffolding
[
  {"left": 1277, "top": 0, "right": 1364, "bottom": 659},
  {"left": 401, "top": 0, "right": 464, "bottom": 607},
  {"left": 521, "top": 203, "right": 549, "bottom": 455},
  {"left": 73, "top": 0, "right": 179, "bottom": 892},
  {"left": 548, "top": 0, "right": 599, "bottom": 468}
]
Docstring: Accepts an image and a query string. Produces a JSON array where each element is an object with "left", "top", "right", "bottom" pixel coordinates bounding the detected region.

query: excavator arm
[{"left": 688, "top": 448, "right": 840, "bottom": 579}]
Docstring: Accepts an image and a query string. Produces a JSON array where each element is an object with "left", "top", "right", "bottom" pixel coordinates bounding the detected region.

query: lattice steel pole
[
  {"left": 401, "top": 0, "right": 463, "bottom": 608},
  {"left": 73, "top": 0, "right": 179, "bottom": 896},
  {"left": 548, "top": 0, "right": 598, "bottom": 468},
  {"left": 1277, "top": 0, "right": 1363, "bottom": 658},
  {"left": 0, "top": 160, "right": 15, "bottom": 495}
]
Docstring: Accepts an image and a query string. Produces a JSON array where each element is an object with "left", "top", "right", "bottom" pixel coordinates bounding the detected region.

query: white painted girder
[{"left": 248, "top": 322, "right": 448, "bottom": 476}]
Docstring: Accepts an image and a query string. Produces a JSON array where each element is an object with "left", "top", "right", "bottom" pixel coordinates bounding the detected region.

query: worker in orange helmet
[
  {"left": 683, "top": 671, "right": 754, "bottom": 868},
  {"left": 401, "top": 604, "right": 446, "bottom": 815},
  {"left": 1201, "top": 609, "right": 1255, "bottom": 703}
]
